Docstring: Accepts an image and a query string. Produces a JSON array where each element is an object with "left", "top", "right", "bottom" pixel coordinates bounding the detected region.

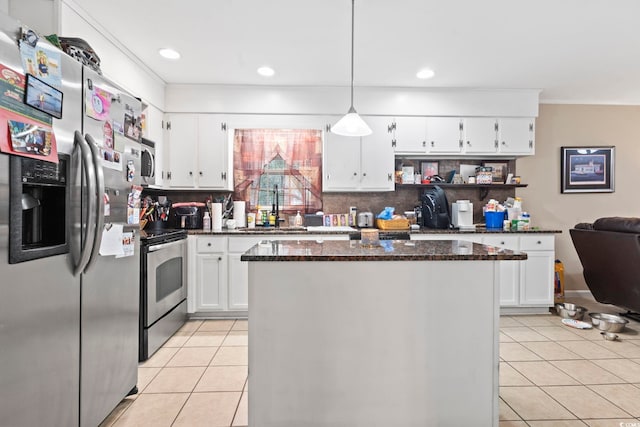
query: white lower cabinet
[
  {"left": 189, "top": 236, "right": 228, "bottom": 313},
  {"left": 518, "top": 236, "right": 554, "bottom": 306},
  {"left": 482, "top": 235, "right": 520, "bottom": 307},
  {"left": 190, "top": 234, "right": 349, "bottom": 314},
  {"left": 411, "top": 233, "right": 555, "bottom": 312}
]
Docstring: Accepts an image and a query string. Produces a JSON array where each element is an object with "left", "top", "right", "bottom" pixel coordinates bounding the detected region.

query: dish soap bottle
[
  {"left": 202, "top": 211, "right": 211, "bottom": 231},
  {"left": 294, "top": 210, "right": 303, "bottom": 227}
]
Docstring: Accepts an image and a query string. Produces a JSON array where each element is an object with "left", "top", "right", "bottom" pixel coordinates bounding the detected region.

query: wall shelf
[
  {"left": 396, "top": 183, "right": 528, "bottom": 201},
  {"left": 396, "top": 183, "right": 528, "bottom": 189}
]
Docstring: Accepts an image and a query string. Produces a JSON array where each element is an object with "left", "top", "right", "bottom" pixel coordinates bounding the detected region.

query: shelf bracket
[{"left": 478, "top": 187, "right": 491, "bottom": 201}]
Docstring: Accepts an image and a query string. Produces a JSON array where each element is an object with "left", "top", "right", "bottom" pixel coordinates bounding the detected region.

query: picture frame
[
  {"left": 420, "top": 161, "right": 439, "bottom": 179},
  {"left": 482, "top": 161, "right": 508, "bottom": 183},
  {"left": 561, "top": 146, "right": 615, "bottom": 193},
  {"left": 24, "top": 73, "right": 63, "bottom": 119}
]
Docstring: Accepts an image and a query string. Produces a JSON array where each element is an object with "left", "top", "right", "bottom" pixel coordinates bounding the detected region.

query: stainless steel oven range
[{"left": 140, "top": 228, "right": 188, "bottom": 361}]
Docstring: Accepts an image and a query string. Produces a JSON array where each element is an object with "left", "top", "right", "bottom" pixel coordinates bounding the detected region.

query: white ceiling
[{"left": 70, "top": 0, "right": 640, "bottom": 104}]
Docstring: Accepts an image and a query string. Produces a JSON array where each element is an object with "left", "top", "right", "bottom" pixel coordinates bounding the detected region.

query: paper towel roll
[
  {"left": 233, "top": 201, "right": 246, "bottom": 228},
  {"left": 212, "top": 203, "right": 223, "bottom": 231}
]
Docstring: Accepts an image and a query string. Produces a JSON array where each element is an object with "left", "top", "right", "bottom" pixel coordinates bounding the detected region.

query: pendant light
[{"left": 331, "top": 0, "right": 372, "bottom": 137}]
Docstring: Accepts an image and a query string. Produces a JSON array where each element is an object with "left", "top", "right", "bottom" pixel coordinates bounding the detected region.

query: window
[{"left": 233, "top": 128, "right": 323, "bottom": 213}]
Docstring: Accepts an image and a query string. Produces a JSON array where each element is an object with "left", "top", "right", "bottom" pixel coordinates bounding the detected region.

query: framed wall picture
[
  {"left": 482, "top": 161, "right": 508, "bottom": 183},
  {"left": 561, "top": 146, "right": 615, "bottom": 193},
  {"left": 421, "top": 161, "right": 439, "bottom": 179}
]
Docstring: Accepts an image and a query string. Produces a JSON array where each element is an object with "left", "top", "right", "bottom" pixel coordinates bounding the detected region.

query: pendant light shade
[{"left": 331, "top": 0, "right": 372, "bottom": 137}]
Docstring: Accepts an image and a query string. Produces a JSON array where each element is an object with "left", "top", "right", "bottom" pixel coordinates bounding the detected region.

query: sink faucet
[{"left": 274, "top": 184, "right": 280, "bottom": 228}]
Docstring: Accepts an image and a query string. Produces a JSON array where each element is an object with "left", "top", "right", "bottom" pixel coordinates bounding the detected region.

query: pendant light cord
[{"left": 350, "top": 0, "right": 355, "bottom": 108}]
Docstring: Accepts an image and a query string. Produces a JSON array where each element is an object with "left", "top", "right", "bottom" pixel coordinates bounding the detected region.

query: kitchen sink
[{"left": 233, "top": 227, "right": 306, "bottom": 233}]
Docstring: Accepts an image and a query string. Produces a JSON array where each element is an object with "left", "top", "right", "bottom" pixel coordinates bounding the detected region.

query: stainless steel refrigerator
[{"left": 0, "top": 12, "right": 141, "bottom": 427}]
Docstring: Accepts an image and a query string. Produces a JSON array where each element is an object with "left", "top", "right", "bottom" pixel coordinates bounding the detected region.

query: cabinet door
[
  {"left": 198, "top": 115, "right": 232, "bottom": 189},
  {"left": 425, "top": 117, "right": 463, "bottom": 153},
  {"left": 497, "top": 118, "right": 535, "bottom": 155},
  {"left": 462, "top": 118, "right": 497, "bottom": 154},
  {"left": 483, "top": 235, "right": 520, "bottom": 306},
  {"left": 195, "top": 253, "right": 227, "bottom": 311},
  {"left": 166, "top": 114, "right": 198, "bottom": 187},
  {"left": 391, "top": 117, "right": 428, "bottom": 153},
  {"left": 360, "top": 117, "right": 395, "bottom": 191},
  {"left": 227, "top": 253, "right": 248, "bottom": 310},
  {"left": 323, "top": 126, "right": 362, "bottom": 191},
  {"left": 519, "top": 251, "right": 554, "bottom": 306}
]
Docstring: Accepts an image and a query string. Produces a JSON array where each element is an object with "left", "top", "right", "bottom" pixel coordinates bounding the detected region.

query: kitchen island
[{"left": 242, "top": 239, "right": 526, "bottom": 427}]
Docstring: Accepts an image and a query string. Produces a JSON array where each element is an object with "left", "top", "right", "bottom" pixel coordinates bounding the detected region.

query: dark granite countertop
[
  {"left": 189, "top": 227, "right": 561, "bottom": 236},
  {"left": 240, "top": 239, "right": 527, "bottom": 262}
]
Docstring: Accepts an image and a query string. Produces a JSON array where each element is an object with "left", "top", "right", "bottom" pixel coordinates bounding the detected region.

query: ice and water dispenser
[{"left": 9, "top": 154, "right": 70, "bottom": 263}]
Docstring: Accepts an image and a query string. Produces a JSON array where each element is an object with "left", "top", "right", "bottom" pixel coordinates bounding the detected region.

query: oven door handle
[{"left": 148, "top": 239, "right": 186, "bottom": 252}]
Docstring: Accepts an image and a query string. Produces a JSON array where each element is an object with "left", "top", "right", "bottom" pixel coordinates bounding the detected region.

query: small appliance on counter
[
  {"left": 452, "top": 200, "right": 475, "bottom": 231},
  {"left": 357, "top": 211, "right": 374, "bottom": 228},
  {"left": 172, "top": 202, "right": 206, "bottom": 229}
]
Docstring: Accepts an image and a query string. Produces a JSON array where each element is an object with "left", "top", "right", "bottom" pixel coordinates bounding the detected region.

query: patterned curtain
[{"left": 233, "top": 128, "right": 323, "bottom": 213}]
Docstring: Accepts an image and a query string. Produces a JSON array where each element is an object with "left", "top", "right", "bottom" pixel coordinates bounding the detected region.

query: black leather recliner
[{"left": 570, "top": 217, "right": 640, "bottom": 318}]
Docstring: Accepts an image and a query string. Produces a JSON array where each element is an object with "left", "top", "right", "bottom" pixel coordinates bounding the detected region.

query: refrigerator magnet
[
  {"left": 127, "top": 159, "right": 135, "bottom": 182},
  {"left": 103, "top": 193, "right": 110, "bottom": 216}
]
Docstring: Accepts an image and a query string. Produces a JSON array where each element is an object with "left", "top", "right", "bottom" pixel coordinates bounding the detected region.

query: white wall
[
  {"left": 59, "top": 1, "right": 165, "bottom": 111},
  {"left": 7, "top": 0, "right": 166, "bottom": 112},
  {"left": 165, "top": 85, "right": 539, "bottom": 118},
  {"left": 8, "top": 0, "right": 56, "bottom": 34},
  {"left": 517, "top": 104, "right": 640, "bottom": 291}
]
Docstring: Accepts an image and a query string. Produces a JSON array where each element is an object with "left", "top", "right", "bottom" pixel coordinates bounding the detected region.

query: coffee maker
[{"left": 451, "top": 200, "right": 475, "bottom": 231}]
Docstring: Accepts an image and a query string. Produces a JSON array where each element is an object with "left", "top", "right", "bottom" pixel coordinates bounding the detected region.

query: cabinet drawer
[
  {"left": 482, "top": 235, "right": 518, "bottom": 250},
  {"left": 519, "top": 235, "right": 554, "bottom": 251},
  {"left": 197, "top": 236, "right": 227, "bottom": 253}
]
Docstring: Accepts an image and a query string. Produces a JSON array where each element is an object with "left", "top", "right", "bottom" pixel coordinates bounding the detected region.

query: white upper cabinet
[
  {"left": 198, "top": 116, "right": 232, "bottom": 188},
  {"left": 323, "top": 116, "right": 394, "bottom": 192},
  {"left": 462, "top": 118, "right": 498, "bottom": 154},
  {"left": 390, "top": 117, "right": 428, "bottom": 154},
  {"left": 360, "top": 117, "right": 395, "bottom": 191},
  {"left": 425, "top": 117, "right": 463, "bottom": 153},
  {"left": 165, "top": 114, "right": 198, "bottom": 187},
  {"left": 497, "top": 118, "right": 535, "bottom": 155},
  {"left": 390, "top": 116, "right": 535, "bottom": 157},
  {"left": 164, "top": 114, "right": 232, "bottom": 190}
]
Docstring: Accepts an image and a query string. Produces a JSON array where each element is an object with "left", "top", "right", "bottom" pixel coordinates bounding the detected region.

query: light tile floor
[{"left": 101, "top": 296, "right": 640, "bottom": 427}]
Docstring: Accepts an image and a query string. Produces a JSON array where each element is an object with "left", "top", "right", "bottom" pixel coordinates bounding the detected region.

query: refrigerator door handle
[
  {"left": 73, "top": 130, "right": 97, "bottom": 275},
  {"left": 83, "top": 133, "right": 105, "bottom": 273}
]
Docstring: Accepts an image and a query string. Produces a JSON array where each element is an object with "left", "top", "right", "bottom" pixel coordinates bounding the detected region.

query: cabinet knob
[
  {"left": 189, "top": 171, "right": 193, "bottom": 176},
  {"left": 199, "top": 171, "right": 203, "bottom": 176},
  {"left": 353, "top": 172, "right": 358, "bottom": 176},
  {"left": 430, "top": 141, "right": 435, "bottom": 147},
  {"left": 362, "top": 172, "right": 367, "bottom": 177},
  {"left": 466, "top": 140, "right": 471, "bottom": 145},
  {"left": 422, "top": 141, "right": 426, "bottom": 147},
  {"left": 218, "top": 257, "right": 222, "bottom": 261},
  {"left": 502, "top": 141, "right": 507, "bottom": 145},
  {"left": 207, "top": 242, "right": 212, "bottom": 246},
  {"left": 537, "top": 240, "right": 542, "bottom": 245},
  {"left": 500, "top": 241, "right": 505, "bottom": 245}
]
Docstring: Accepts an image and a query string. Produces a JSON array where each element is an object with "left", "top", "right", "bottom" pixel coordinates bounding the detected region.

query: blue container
[{"left": 485, "top": 211, "right": 505, "bottom": 229}]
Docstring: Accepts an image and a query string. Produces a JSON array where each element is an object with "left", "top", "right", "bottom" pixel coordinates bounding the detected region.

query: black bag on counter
[{"left": 421, "top": 185, "right": 452, "bottom": 229}]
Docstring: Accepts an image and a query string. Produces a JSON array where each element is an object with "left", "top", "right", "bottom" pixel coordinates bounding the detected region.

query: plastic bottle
[
  {"left": 202, "top": 211, "right": 211, "bottom": 231},
  {"left": 294, "top": 210, "right": 303, "bottom": 227}
]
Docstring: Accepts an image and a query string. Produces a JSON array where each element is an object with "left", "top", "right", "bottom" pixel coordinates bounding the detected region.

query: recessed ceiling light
[
  {"left": 416, "top": 68, "right": 435, "bottom": 79},
  {"left": 257, "top": 66, "right": 275, "bottom": 77},
  {"left": 158, "top": 48, "right": 180, "bottom": 60}
]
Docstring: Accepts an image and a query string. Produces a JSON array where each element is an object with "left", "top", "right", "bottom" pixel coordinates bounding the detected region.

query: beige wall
[{"left": 516, "top": 104, "right": 640, "bottom": 291}]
